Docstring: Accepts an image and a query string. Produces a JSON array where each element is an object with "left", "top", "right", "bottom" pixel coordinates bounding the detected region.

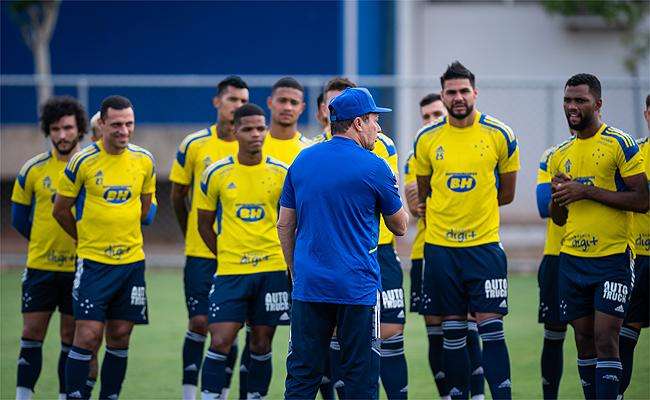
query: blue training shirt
[{"left": 280, "top": 135, "right": 403, "bottom": 306}]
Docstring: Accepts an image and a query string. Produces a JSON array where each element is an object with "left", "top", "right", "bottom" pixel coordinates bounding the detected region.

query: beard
[
  {"left": 52, "top": 137, "right": 78, "bottom": 155},
  {"left": 566, "top": 111, "right": 594, "bottom": 131},
  {"left": 446, "top": 102, "right": 474, "bottom": 120}
]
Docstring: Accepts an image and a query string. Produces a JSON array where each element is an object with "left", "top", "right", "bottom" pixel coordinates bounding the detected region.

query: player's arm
[
  {"left": 497, "top": 171, "right": 517, "bottom": 206},
  {"left": 404, "top": 182, "right": 419, "bottom": 217},
  {"left": 415, "top": 176, "right": 430, "bottom": 218},
  {"left": 11, "top": 202, "right": 32, "bottom": 240},
  {"left": 140, "top": 193, "right": 153, "bottom": 224},
  {"left": 375, "top": 160, "right": 409, "bottom": 236},
  {"left": 196, "top": 209, "right": 217, "bottom": 256},
  {"left": 170, "top": 183, "right": 190, "bottom": 236},
  {"left": 277, "top": 206, "right": 297, "bottom": 279},
  {"left": 384, "top": 208, "right": 409, "bottom": 236},
  {"left": 52, "top": 194, "right": 78, "bottom": 240}
]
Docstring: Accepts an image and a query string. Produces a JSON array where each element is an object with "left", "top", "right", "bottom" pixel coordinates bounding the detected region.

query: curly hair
[
  {"left": 565, "top": 73, "right": 601, "bottom": 100},
  {"left": 40, "top": 96, "right": 88, "bottom": 138}
]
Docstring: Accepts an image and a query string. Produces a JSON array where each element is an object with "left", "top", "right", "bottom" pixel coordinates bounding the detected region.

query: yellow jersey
[
  {"left": 313, "top": 129, "right": 399, "bottom": 245},
  {"left": 537, "top": 146, "right": 565, "bottom": 256},
  {"left": 169, "top": 125, "right": 239, "bottom": 259},
  {"left": 57, "top": 141, "right": 156, "bottom": 265},
  {"left": 631, "top": 137, "right": 650, "bottom": 256},
  {"left": 548, "top": 124, "right": 645, "bottom": 257},
  {"left": 11, "top": 151, "right": 76, "bottom": 271},
  {"left": 263, "top": 131, "right": 311, "bottom": 165},
  {"left": 404, "top": 151, "right": 425, "bottom": 260},
  {"left": 197, "top": 155, "right": 288, "bottom": 276},
  {"left": 414, "top": 112, "right": 520, "bottom": 247}
]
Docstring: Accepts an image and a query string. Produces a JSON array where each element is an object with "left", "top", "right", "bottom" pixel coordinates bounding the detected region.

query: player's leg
[
  {"left": 378, "top": 244, "right": 408, "bottom": 399},
  {"left": 67, "top": 320, "right": 104, "bottom": 399},
  {"left": 285, "top": 300, "right": 336, "bottom": 399},
  {"left": 100, "top": 320, "right": 134, "bottom": 399},
  {"left": 336, "top": 299, "right": 380, "bottom": 400},
  {"left": 469, "top": 244, "right": 511, "bottom": 400},
  {"left": 182, "top": 257, "right": 217, "bottom": 400},
  {"left": 466, "top": 314, "right": 484, "bottom": 400},
  {"left": 239, "top": 325, "right": 251, "bottom": 400},
  {"left": 329, "top": 330, "right": 344, "bottom": 399},
  {"left": 247, "top": 325, "right": 277, "bottom": 398},
  {"left": 17, "top": 268, "right": 57, "bottom": 400},
  {"left": 424, "top": 315, "right": 449, "bottom": 399},
  {"left": 58, "top": 313, "right": 75, "bottom": 400},
  {"left": 619, "top": 255, "right": 649, "bottom": 397},
  {"left": 537, "top": 255, "right": 566, "bottom": 400},
  {"left": 570, "top": 316, "right": 597, "bottom": 400}
]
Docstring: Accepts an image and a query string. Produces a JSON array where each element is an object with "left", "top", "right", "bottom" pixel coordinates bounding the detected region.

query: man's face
[
  {"left": 235, "top": 115, "right": 267, "bottom": 154},
  {"left": 420, "top": 100, "right": 447, "bottom": 126},
  {"left": 316, "top": 102, "right": 328, "bottom": 128},
  {"left": 644, "top": 105, "right": 650, "bottom": 132},
  {"left": 357, "top": 113, "right": 381, "bottom": 151},
  {"left": 268, "top": 87, "right": 305, "bottom": 127},
  {"left": 563, "top": 84, "right": 601, "bottom": 131},
  {"left": 441, "top": 79, "right": 477, "bottom": 120},
  {"left": 321, "top": 89, "right": 344, "bottom": 122},
  {"left": 100, "top": 107, "right": 135, "bottom": 150},
  {"left": 49, "top": 114, "right": 80, "bottom": 155},
  {"left": 214, "top": 86, "right": 249, "bottom": 123}
]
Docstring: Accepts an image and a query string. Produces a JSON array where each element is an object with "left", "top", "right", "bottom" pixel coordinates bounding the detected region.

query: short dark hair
[
  {"left": 40, "top": 96, "right": 88, "bottom": 138},
  {"left": 272, "top": 77, "right": 304, "bottom": 94},
  {"left": 100, "top": 95, "right": 133, "bottom": 119},
  {"left": 217, "top": 75, "right": 248, "bottom": 96},
  {"left": 645, "top": 94, "right": 649, "bottom": 109},
  {"left": 420, "top": 93, "right": 442, "bottom": 108},
  {"left": 323, "top": 77, "right": 357, "bottom": 94},
  {"left": 234, "top": 103, "right": 265, "bottom": 126},
  {"left": 329, "top": 112, "right": 369, "bottom": 135},
  {"left": 317, "top": 92, "right": 324, "bottom": 107},
  {"left": 440, "top": 61, "right": 475, "bottom": 89},
  {"left": 565, "top": 73, "right": 602, "bottom": 100}
]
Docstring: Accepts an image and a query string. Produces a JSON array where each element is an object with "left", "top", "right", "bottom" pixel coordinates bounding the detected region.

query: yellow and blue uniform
[
  {"left": 414, "top": 112, "right": 520, "bottom": 316},
  {"left": 11, "top": 150, "right": 76, "bottom": 314},
  {"left": 547, "top": 124, "right": 645, "bottom": 321},
  {"left": 314, "top": 129, "right": 404, "bottom": 323},
  {"left": 263, "top": 131, "right": 311, "bottom": 165},
  {"left": 404, "top": 152, "right": 425, "bottom": 313},
  {"left": 57, "top": 140, "right": 156, "bottom": 323},
  {"left": 197, "top": 155, "right": 290, "bottom": 325},
  {"left": 169, "top": 125, "right": 238, "bottom": 317},
  {"left": 536, "top": 145, "right": 567, "bottom": 324},
  {"left": 625, "top": 136, "right": 650, "bottom": 327}
]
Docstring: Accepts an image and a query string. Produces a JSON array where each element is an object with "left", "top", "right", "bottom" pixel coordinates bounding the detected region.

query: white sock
[
  {"left": 15, "top": 387, "right": 33, "bottom": 400},
  {"left": 59, "top": 393, "right": 67, "bottom": 400},
  {"left": 441, "top": 396, "right": 451, "bottom": 400},
  {"left": 183, "top": 384, "right": 197, "bottom": 400},
  {"left": 471, "top": 395, "right": 485, "bottom": 400},
  {"left": 220, "top": 388, "right": 230, "bottom": 400}
]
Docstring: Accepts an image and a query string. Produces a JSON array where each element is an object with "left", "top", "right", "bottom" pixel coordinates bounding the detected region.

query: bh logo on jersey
[
  {"left": 575, "top": 176, "right": 595, "bottom": 186},
  {"left": 236, "top": 204, "right": 265, "bottom": 222},
  {"left": 485, "top": 279, "right": 508, "bottom": 299},
  {"left": 265, "top": 291, "right": 289, "bottom": 312},
  {"left": 130, "top": 287, "right": 146, "bottom": 306},
  {"left": 446, "top": 173, "right": 477, "bottom": 192},
  {"left": 602, "top": 281, "right": 628, "bottom": 303},
  {"left": 103, "top": 186, "right": 132, "bottom": 204},
  {"left": 381, "top": 288, "right": 404, "bottom": 309}
]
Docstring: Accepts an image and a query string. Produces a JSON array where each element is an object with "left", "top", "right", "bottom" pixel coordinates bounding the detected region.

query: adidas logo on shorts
[
  {"left": 279, "top": 312, "right": 290, "bottom": 321},
  {"left": 397, "top": 310, "right": 405, "bottom": 318},
  {"left": 499, "top": 299, "right": 507, "bottom": 308},
  {"left": 615, "top": 305, "right": 624, "bottom": 313}
]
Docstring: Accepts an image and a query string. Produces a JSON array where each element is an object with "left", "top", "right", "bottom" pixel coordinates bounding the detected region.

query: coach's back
[{"left": 281, "top": 135, "right": 401, "bottom": 306}]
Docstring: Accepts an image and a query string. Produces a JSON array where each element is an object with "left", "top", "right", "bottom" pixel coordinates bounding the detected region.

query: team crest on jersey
[
  {"left": 236, "top": 204, "right": 265, "bottom": 222},
  {"left": 227, "top": 182, "right": 236, "bottom": 189},
  {"left": 94, "top": 170, "right": 104, "bottom": 185},
  {"left": 43, "top": 176, "right": 52, "bottom": 189},
  {"left": 203, "top": 156, "right": 212, "bottom": 169},
  {"left": 435, "top": 146, "right": 444, "bottom": 160},
  {"left": 103, "top": 186, "right": 132, "bottom": 204},
  {"left": 564, "top": 159, "right": 572, "bottom": 173},
  {"left": 446, "top": 173, "right": 477, "bottom": 192}
]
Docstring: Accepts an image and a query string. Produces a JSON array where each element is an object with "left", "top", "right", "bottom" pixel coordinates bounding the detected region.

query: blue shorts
[
  {"left": 184, "top": 256, "right": 216, "bottom": 318},
  {"left": 558, "top": 251, "right": 633, "bottom": 322},
  {"left": 377, "top": 244, "right": 406, "bottom": 324},
  {"left": 21, "top": 268, "right": 74, "bottom": 315},
  {"left": 73, "top": 259, "right": 148, "bottom": 324},
  {"left": 537, "top": 255, "right": 563, "bottom": 324},
  {"left": 208, "top": 270, "right": 290, "bottom": 326},
  {"left": 624, "top": 255, "right": 649, "bottom": 327},
  {"left": 409, "top": 259, "right": 423, "bottom": 313},
  {"left": 421, "top": 242, "right": 509, "bottom": 317}
]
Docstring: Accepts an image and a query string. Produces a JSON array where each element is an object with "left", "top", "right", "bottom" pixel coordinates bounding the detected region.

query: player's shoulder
[
  {"left": 601, "top": 125, "right": 639, "bottom": 161},
  {"left": 204, "top": 155, "right": 236, "bottom": 179},
  {"left": 539, "top": 142, "right": 565, "bottom": 171},
  {"left": 478, "top": 113, "right": 517, "bottom": 150},
  {"left": 68, "top": 143, "right": 101, "bottom": 170},
  {"left": 17, "top": 151, "right": 52, "bottom": 187},
  {"left": 404, "top": 151, "right": 415, "bottom": 174},
  {"left": 265, "top": 155, "right": 289, "bottom": 173},
  {"left": 414, "top": 117, "right": 447, "bottom": 145},
  {"left": 375, "top": 132, "right": 397, "bottom": 157},
  {"left": 637, "top": 136, "right": 649, "bottom": 151},
  {"left": 178, "top": 127, "right": 212, "bottom": 153},
  {"left": 127, "top": 143, "right": 155, "bottom": 163}
]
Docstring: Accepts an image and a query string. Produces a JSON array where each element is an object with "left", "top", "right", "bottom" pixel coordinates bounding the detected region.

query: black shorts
[
  {"left": 538, "top": 255, "right": 563, "bottom": 324},
  {"left": 409, "top": 259, "right": 423, "bottom": 313},
  {"left": 378, "top": 244, "right": 406, "bottom": 324},
  {"left": 624, "top": 255, "right": 649, "bottom": 327},
  {"left": 184, "top": 256, "right": 217, "bottom": 318},
  {"left": 22, "top": 268, "right": 74, "bottom": 315}
]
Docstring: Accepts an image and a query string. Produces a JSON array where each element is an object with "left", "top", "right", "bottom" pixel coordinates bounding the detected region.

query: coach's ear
[
  {"left": 213, "top": 95, "right": 221, "bottom": 110},
  {"left": 267, "top": 96, "right": 273, "bottom": 109}
]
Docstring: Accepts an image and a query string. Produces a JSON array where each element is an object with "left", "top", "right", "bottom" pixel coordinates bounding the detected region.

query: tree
[
  {"left": 9, "top": 0, "right": 61, "bottom": 111},
  {"left": 542, "top": 0, "right": 650, "bottom": 76}
]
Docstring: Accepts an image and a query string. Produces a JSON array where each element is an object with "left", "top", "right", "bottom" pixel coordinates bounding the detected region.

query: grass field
[{"left": 1, "top": 269, "right": 648, "bottom": 399}]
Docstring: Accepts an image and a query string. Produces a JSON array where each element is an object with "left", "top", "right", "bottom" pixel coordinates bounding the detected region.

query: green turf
[{"left": 1, "top": 269, "right": 648, "bottom": 399}]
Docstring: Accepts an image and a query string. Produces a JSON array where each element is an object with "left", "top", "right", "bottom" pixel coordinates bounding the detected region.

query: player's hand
[
  {"left": 552, "top": 180, "right": 588, "bottom": 206},
  {"left": 551, "top": 173, "right": 571, "bottom": 192},
  {"left": 416, "top": 202, "right": 426, "bottom": 219}
]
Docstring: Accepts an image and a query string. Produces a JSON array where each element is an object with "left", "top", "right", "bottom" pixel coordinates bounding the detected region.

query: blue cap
[{"left": 329, "top": 87, "right": 392, "bottom": 122}]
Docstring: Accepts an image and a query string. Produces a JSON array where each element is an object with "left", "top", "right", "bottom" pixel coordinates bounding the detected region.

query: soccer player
[
  {"left": 169, "top": 76, "right": 249, "bottom": 400},
  {"left": 11, "top": 96, "right": 87, "bottom": 400},
  {"left": 53, "top": 95, "right": 156, "bottom": 399},
  {"left": 548, "top": 74, "right": 648, "bottom": 399},
  {"left": 264, "top": 76, "right": 311, "bottom": 164},
  {"left": 536, "top": 141, "right": 570, "bottom": 399},
  {"left": 197, "top": 104, "right": 290, "bottom": 400},
  {"left": 618, "top": 94, "right": 650, "bottom": 398},
  {"left": 415, "top": 61, "right": 519, "bottom": 400},
  {"left": 314, "top": 77, "right": 408, "bottom": 399},
  {"left": 315, "top": 92, "right": 329, "bottom": 132}
]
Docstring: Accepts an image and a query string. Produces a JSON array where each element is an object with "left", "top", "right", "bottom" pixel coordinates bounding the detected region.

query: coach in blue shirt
[{"left": 278, "top": 87, "right": 408, "bottom": 399}]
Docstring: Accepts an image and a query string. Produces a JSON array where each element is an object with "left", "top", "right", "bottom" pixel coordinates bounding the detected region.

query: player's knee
[
  {"left": 249, "top": 334, "right": 272, "bottom": 354},
  {"left": 209, "top": 332, "right": 233, "bottom": 353},
  {"left": 573, "top": 330, "right": 596, "bottom": 357},
  {"left": 22, "top": 321, "right": 48, "bottom": 341},
  {"left": 73, "top": 324, "right": 102, "bottom": 351},
  {"left": 188, "top": 315, "right": 208, "bottom": 335},
  {"left": 380, "top": 323, "right": 404, "bottom": 339},
  {"left": 544, "top": 323, "right": 567, "bottom": 332},
  {"left": 105, "top": 322, "right": 133, "bottom": 347},
  {"left": 594, "top": 330, "right": 619, "bottom": 357}
]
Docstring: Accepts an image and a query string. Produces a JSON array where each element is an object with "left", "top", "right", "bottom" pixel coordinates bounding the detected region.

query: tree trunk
[{"left": 33, "top": 38, "right": 53, "bottom": 110}]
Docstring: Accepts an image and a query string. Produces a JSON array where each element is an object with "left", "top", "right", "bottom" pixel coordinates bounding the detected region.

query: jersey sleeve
[
  {"left": 197, "top": 167, "right": 219, "bottom": 211},
  {"left": 496, "top": 126, "right": 520, "bottom": 174},
  {"left": 280, "top": 167, "right": 296, "bottom": 209},
  {"left": 58, "top": 157, "right": 85, "bottom": 198},
  {"left": 169, "top": 136, "right": 196, "bottom": 185},
  {"left": 414, "top": 133, "right": 433, "bottom": 177},
  {"left": 372, "top": 159, "right": 403, "bottom": 216},
  {"left": 11, "top": 163, "right": 34, "bottom": 206},
  {"left": 616, "top": 138, "right": 645, "bottom": 178},
  {"left": 536, "top": 148, "right": 553, "bottom": 218},
  {"left": 403, "top": 152, "right": 416, "bottom": 185},
  {"left": 142, "top": 157, "right": 157, "bottom": 194}
]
